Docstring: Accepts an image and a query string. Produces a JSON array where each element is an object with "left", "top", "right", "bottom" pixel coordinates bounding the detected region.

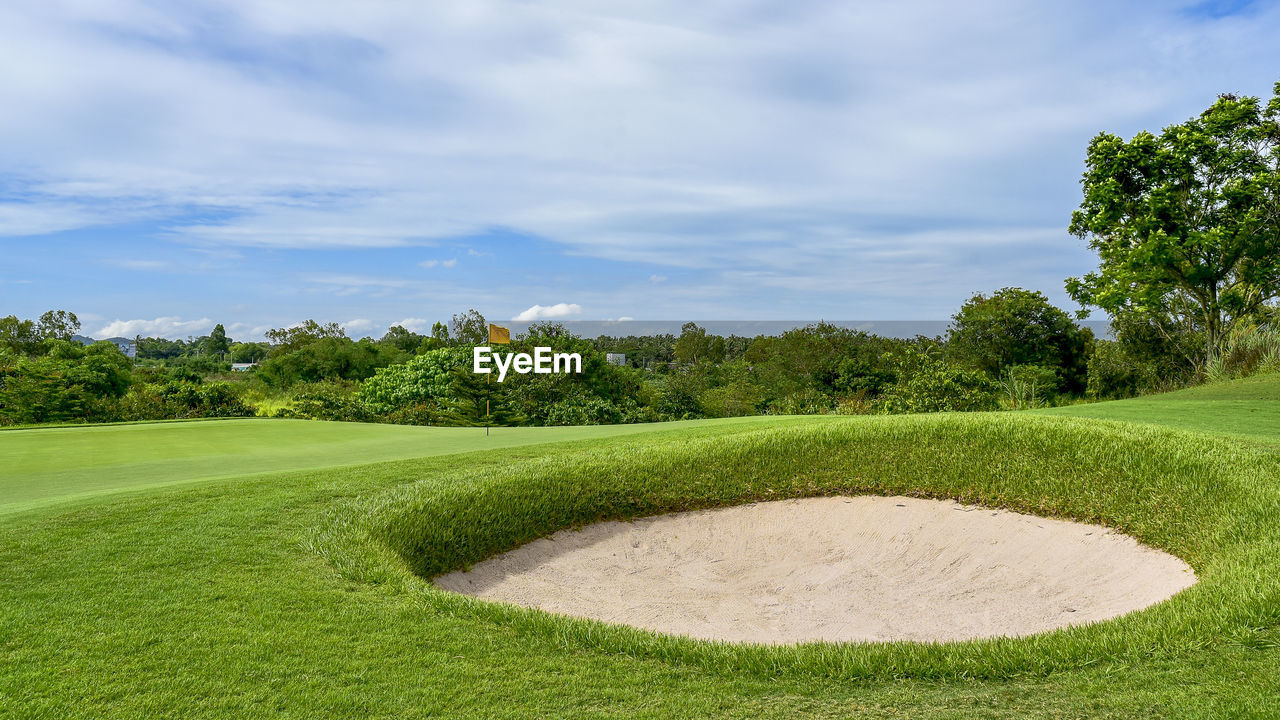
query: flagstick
[{"left": 486, "top": 371, "right": 490, "bottom": 437}]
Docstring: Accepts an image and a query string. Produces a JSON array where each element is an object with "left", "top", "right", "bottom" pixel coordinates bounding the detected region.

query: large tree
[
  {"left": 1067, "top": 83, "right": 1280, "bottom": 361},
  {"left": 207, "top": 324, "right": 230, "bottom": 358},
  {"left": 36, "top": 310, "right": 80, "bottom": 341}
]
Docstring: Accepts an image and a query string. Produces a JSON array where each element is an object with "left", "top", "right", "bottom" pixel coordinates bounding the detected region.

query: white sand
[{"left": 434, "top": 496, "right": 1196, "bottom": 644}]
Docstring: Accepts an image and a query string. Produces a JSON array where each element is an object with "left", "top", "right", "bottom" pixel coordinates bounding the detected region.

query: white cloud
[
  {"left": 419, "top": 258, "right": 457, "bottom": 268},
  {"left": 512, "top": 303, "right": 583, "bottom": 322},
  {"left": 344, "top": 318, "right": 373, "bottom": 333},
  {"left": 95, "top": 316, "right": 213, "bottom": 338},
  {"left": 391, "top": 317, "right": 430, "bottom": 333},
  {"left": 649, "top": 274, "right": 667, "bottom": 284},
  {"left": 4, "top": 1, "right": 1280, "bottom": 321},
  {"left": 105, "top": 259, "right": 170, "bottom": 271}
]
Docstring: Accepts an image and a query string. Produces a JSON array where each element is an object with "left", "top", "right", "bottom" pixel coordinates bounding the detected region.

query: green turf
[
  {"left": 0, "top": 415, "right": 799, "bottom": 515},
  {"left": 2, "top": 383, "right": 1279, "bottom": 718},
  {"left": 1033, "top": 373, "right": 1280, "bottom": 443}
]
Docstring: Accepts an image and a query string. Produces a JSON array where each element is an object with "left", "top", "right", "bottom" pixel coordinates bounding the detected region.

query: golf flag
[{"left": 488, "top": 323, "right": 510, "bottom": 345}]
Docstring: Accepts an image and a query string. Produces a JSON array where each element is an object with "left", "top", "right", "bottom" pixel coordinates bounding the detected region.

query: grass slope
[
  {"left": 0, "top": 415, "right": 798, "bottom": 515},
  {"left": 2, "top": 383, "right": 1279, "bottom": 718},
  {"left": 1035, "top": 373, "right": 1280, "bottom": 444}
]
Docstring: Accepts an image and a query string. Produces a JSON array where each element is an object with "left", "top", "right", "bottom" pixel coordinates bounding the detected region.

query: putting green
[{"left": 0, "top": 416, "right": 808, "bottom": 515}]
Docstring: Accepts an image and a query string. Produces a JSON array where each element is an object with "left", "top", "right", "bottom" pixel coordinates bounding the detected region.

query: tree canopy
[
  {"left": 1067, "top": 83, "right": 1280, "bottom": 360},
  {"left": 947, "top": 287, "right": 1093, "bottom": 394}
]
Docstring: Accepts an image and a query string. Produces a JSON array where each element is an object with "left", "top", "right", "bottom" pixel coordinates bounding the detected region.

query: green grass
[
  {"left": 2, "top": 383, "right": 1280, "bottom": 717},
  {"left": 1034, "top": 373, "right": 1280, "bottom": 444},
  {"left": 0, "top": 415, "right": 799, "bottom": 515}
]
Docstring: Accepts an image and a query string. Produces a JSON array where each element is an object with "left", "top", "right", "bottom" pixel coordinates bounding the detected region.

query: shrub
[
  {"left": 0, "top": 341, "right": 133, "bottom": 425},
  {"left": 273, "top": 382, "right": 374, "bottom": 423},
  {"left": 1205, "top": 319, "right": 1280, "bottom": 382},
  {"left": 767, "top": 389, "right": 834, "bottom": 415},
  {"left": 111, "top": 380, "right": 255, "bottom": 421},
  {"left": 358, "top": 348, "right": 467, "bottom": 414},
  {"left": 876, "top": 346, "right": 997, "bottom": 414},
  {"left": 698, "top": 383, "right": 766, "bottom": 418},
  {"left": 998, "top": 364, "right": 1060, "bottom": 409}
]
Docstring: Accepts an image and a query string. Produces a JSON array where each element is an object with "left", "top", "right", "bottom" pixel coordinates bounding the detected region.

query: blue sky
[{"left": 2, "top": 1, "right": 1278, "bottom": 340}]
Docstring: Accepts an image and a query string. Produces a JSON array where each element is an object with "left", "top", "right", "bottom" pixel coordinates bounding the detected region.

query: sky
[{"left": 2, "top": 1, "right": 1279, "bottom": 340}]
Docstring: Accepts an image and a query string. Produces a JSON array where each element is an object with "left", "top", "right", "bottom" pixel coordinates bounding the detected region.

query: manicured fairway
[
  {"left": 0, "top": 415, "right": 796, "bottom": 514},
  {"left": 1035, "top": 373, "right": 1280, "bottom": 444},
  {"left": 2, "top": 383, "right": 1279, "bottom": 718}
]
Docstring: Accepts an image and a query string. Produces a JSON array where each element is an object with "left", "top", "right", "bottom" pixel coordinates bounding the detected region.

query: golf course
[{"left": 2, "top": 375, "right": 1278, "bottom": 718}]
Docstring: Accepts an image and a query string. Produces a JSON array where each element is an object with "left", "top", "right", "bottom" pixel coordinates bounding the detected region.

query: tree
[
  {"left": 674, "top": 322, "right": 722, "bottom": 364},
  {"left": 947, "top": 288, "right": 1093, "bottom": 395},
  {"left": 380, "top": 325, "right": 424, "bottom": 353},
  {"left": 0, "top": 340, "right": 131, "bottom": 424},
  {"left": 449, "top": 310, "right": 487, "bottom": 346},
  {"left": 264, "top": 320, "right": 347, "bottom": 355},
  {"left": 36, "top": 310, "right": 80, "bottom": 341},
  {"left": 1067, "top": 84, "right": 1280, "bottom": 362},
  {"left": 443, "top": 361, "right": 523, "bottom": 426},
  {"left": 207, "top": 324, "right": 230, "bottom": 359},
  {"left": 228, "top": 342, "right": 268, "bottom": 364},
  {"left": 0, "top": 315, "right": 39, "bottom": 355},
  {"left": 431, "top": 321, "right": 449, "bottom": 344}
]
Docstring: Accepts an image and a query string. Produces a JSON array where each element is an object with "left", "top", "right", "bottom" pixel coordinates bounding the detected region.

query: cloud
[
  {"left": 95, "top": 316, "right": 213, "bottom": 338},
  {"left": 512, "top": 303, "right": 583, "bottom": 322},
  {"left": 649, "top": 274, "right": 667, "bottom": 284},
  {"left": 5, "top": 1, "right": 1280, "bottom": 323},
  {"left": 344, "top": 318, "right": 373, "bottom": 333},
  {"left": 104, "top": 258, "right": 171, "bottom": 271},
  {"left": 419, "top": 258, "right": 457, "bottom": 268},
  {"left": 391, "top": 317, "right": 430, "bottom": 333}
]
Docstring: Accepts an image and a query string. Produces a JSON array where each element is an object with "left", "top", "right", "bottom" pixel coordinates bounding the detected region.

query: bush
[
  {"left": 1091, "top": 311, "right": 1199, "bottom": 398},
  {"left": 876, "top": 346, "right": 997, "bottom": 414},
  {"left": 1085, "top": 341, "right": 1166, "bottom": 399},
  {"left": 111, "top": 380, "right": 256, "bottom": 421},
  {"left": 358, "top": 348, "right": 467, "bottom": 414},
  {"left": 998, "top": 364, "right": 1059, "bottom": 409},
  {"left": 767, "top": 389, "right": 834, "bottom": 415},
  {"left": 273, "top": 382, "right": 374, "bottom": 423},
  {"left": 1205, "top": 319, "right": 1280, "bottom": 382},
  {"left": 698, "top": 383, "right": 766, "bottom": 417},
  {"left": 0, "top": 341, "right": 133, "bottom": 425}
]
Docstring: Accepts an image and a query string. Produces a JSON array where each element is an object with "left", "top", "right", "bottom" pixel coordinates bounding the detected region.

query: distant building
[
  {"left": 74, "top": 335, "right": 136, "bottom": 358},
  {"left": 103, "top": 337, "right": 137, "bottom": 358},
  {"left": 231, "top": 363, "right": 259, "bottom": 372},
  {"left": 605, "top": 353, "right": 626, "bottom": 366}
]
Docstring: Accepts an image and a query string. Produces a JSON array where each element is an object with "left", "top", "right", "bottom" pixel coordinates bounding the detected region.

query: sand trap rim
[{"left": 331, "top": 415, "right": 1272, "bottom": 680}]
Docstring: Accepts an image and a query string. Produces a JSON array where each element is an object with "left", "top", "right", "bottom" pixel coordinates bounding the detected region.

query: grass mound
[{"left": 321, "top": 412, "right": 1280, "bottom": 680}]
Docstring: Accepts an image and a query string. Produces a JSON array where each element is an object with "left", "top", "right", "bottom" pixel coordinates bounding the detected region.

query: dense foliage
[{"left": 1068, "top": 84, "right": 1280, "bottom": 362}]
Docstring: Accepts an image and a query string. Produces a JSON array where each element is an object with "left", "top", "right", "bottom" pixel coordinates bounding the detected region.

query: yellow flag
[{"left": 488, "top": 323, "right": 510, "bottom": 345}]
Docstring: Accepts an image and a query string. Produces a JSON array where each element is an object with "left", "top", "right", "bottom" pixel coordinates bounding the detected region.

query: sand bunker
[{"left": 434, "top": 496, "right": 1196, "bottom": 644}]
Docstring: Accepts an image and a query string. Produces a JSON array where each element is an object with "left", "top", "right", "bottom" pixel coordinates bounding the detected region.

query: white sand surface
[{"left": 434, "top": 496, "right": 1196, "bottom": 644}]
